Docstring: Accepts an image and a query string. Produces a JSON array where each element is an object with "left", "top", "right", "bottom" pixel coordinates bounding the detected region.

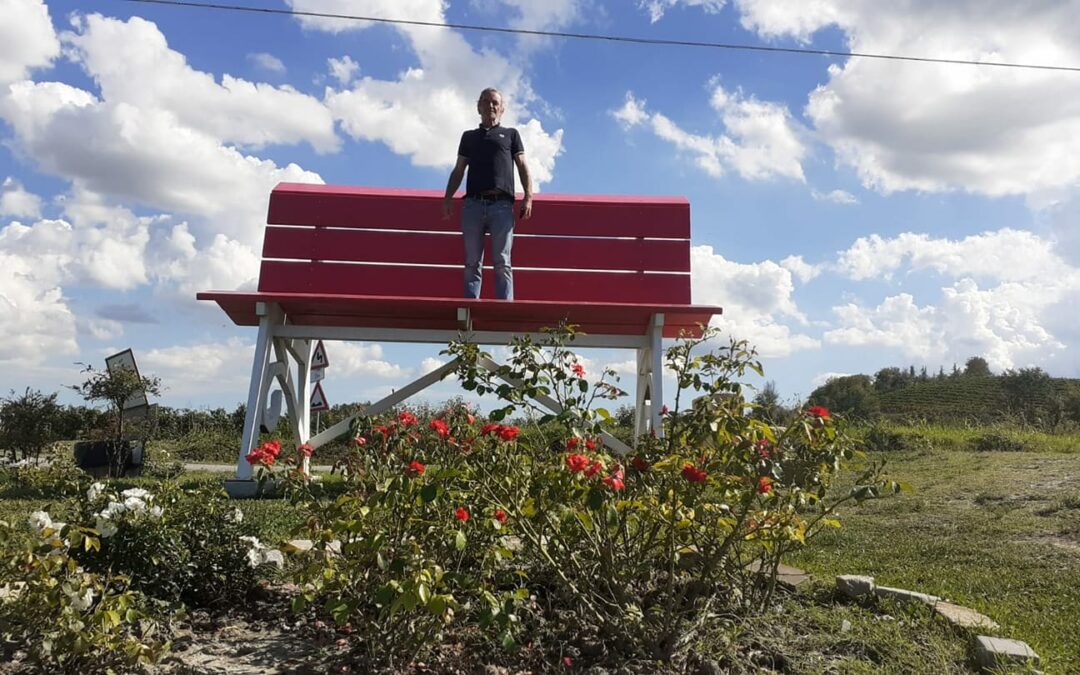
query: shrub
[
  {"left": 69, "top": 481, "right": 273, "bottom": 607},
  {"left": 971, "top": 432, "right": 1031, "bottom": 453},
  {"left": 278, "top": 326, "right": 902, "bottom": 669},
  {"left": 0, "top": 511, "right": 171, "bottom": 672},
  {"left": 863, "top": 424, "right": 933, "bottom": 453}
]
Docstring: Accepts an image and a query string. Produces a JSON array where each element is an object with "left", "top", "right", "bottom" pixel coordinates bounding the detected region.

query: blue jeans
[{"left": 462, "top": 198, "right": 514, "bottom": 300}]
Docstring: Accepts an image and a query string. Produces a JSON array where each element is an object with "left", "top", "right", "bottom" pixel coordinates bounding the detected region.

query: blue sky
[{"left": 2, "top": 0, "right": 1080, "bottom": 414}]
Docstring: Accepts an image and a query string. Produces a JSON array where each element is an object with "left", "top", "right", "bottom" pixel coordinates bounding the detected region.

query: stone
[
  {"left": 973, "top": 635, "right": 1039, "bottom": 669},
  {"left": 223, "top": 479, "right": 262, "bottom": 499},
  {"left": 840, "top": 619, "right": 852, "bottom": 633},
  {"left": 836, "top": 575, "right": 876, "bottom": 598},
  {"left": 874, "top": 585, "right": 940, "bottom": 606},
  {"left": 934, "top": 601, "right": 999, "bottom": 631},
  {"left": 286, "top": 539, "right": 341, "bottom": 554},
  {"left": 775, "top": 563, "right": 814, "bottom": 590}
]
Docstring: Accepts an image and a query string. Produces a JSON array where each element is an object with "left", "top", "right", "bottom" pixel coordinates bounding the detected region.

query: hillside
[{"left": 876, "top": 377, "right": 1080, "bottom": 423}]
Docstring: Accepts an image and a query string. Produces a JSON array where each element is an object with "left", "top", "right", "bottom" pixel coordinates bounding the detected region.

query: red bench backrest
[{"left": 260, "top": 183, "right": 692, "bottom": 304}]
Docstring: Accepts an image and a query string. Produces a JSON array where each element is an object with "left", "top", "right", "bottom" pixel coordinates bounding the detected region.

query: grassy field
[{"left": 789, "top": 440, "right": 1080, "bottom": 674}]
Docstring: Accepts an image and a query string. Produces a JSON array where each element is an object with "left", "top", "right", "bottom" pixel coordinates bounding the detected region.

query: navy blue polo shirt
[{"left": 457, "top": 124, "right": 524, "bottom": 198}]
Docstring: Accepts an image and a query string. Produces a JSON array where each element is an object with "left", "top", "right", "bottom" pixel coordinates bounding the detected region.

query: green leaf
[
  {"left": 501, "top": 629, "right": 516, "bottom": 649},
  {"left": 427, "top": 595, "right": 447, "bottom": 616},
  {"left": 575, "top": 510, "right": 594, "bottom": 530},
  {"left": 417, "top": 583, "right": 430, "bottom": 604},
  {"left": 587, "top": 487, "right": 605, "bottom": 511},
  {"left": 455, "top": 530, "right": 467, "bottom": 551},
  {"left": 596, "top": 407, "right": 610, "bottom": 420},
  {"left": 578, "top": 379, "right": 589, "bottom": 393},
  {"left": 420, "top": 484, "right": 438, "bottom": 503}
]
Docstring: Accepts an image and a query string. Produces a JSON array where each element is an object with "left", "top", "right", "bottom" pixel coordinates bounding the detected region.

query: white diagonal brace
[
  {"left": 307, "top": 358, "right": 461, "bottom": 449},
  {"left": 477, "top": 356, "right": 634, "bottom": 456}
]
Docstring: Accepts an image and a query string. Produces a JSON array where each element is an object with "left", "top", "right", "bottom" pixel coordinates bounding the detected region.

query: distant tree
[
  {"left": 1000, "top": 367, "right": 1053, "bottom": 426},
  {"left": 69, "top": 364, "right": 162, "bottom": 442},
  {"left": 873, "top": 367, "right": 913, "bottom": 393},
  {"left": 752, "top": 380, "right": 791, "bottom": 424},
  {"left": 908, "top": 365, "right": 916, "bottom": 378},
  {"left": 950, "top": 363, "right": 961, "bottom": 378},
  {"left": 963, "top": 356, "right": 993, "bottom": 377},
  {"left": 936, "top": 366, "right": 946, "bottom": 380},
  {"left": 808, "top": 375, "right": 879, "bottom": 420},
  {"left": 918, "top": 366, "right": 929, "bottom": 381},
  {"left": 0, "top": 388, "right": 62, "bottom": 462}
]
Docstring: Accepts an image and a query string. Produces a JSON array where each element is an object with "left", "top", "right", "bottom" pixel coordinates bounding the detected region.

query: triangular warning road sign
[
  {"left": 310, "top": 382, "right": 330, "bottom": 412},
  {"left": 311, "top": 340, "right": 329, "bottom": 370}
]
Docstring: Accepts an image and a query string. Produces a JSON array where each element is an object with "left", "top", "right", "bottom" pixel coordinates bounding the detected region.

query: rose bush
[
  {"left": 279, "top": 326, "right": 902, "bottom": 669},
  {"left": 0, "top": 510, "right": 171, "bottom": 672}
]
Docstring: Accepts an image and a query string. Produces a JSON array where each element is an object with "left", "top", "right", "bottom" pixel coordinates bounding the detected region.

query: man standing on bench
[{"left": 443, "top": 87, "right": 533, "bottom": 300}]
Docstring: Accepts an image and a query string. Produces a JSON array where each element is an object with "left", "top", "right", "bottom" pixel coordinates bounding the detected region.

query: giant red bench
[{"left": 199, "top": 183, "right": 722, "bottom": 486}]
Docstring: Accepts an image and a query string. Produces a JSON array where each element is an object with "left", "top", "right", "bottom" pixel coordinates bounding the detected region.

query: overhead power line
[{"left": 117, "top": 0, "right": 1080, "bottom": 74}]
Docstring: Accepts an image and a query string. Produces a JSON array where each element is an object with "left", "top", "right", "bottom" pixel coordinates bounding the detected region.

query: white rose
[
  {"left": 120, "top": 488, "right": 152, "bottom": 500},
  {"left": 96, "top": 517, "right": 118, "bottom": 538},
  {"left": 123, "top": 496, "right": 148, "bottom": 514},
  {"left": 87, "top": 482, "right": 106, "bottom": 502},
  {"left": 149, "top": 506, "right": 164, "bottom": 520},
  {"left": 28, "top": 511, "right": 52, "bottom": 533},
  {"left": 66, "top": 587, "right": 95, "bottom": 612}
]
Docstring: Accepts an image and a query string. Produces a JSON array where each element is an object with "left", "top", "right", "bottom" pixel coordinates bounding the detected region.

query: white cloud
[
  {"left": 0, "top": 0, "right": 59, "bottom": 85},
  {"left": 247, "top": 52, "right": 286, "bottom": 74},
  {"left": 77, "top": 316, "right": 122, "bottom": 341},
  {"left": 811, "top": 188, "right": 858, "bottom": 205},
  {"left": 735, "top": 0, "right": 1080, "bottom": 196},
  {"left": 613, "top": 88, "right": 807, "bottom": 182},
  {"left": 691, "top": 245, "right": 819, "bottom": 357},
  {"left": 327, "top": 55, "right": 359, "bottom": 86},
  {"left": 780, "top": 254, "right": 821, "bottom": 283},
  {"left": 295, "top": 0, "right": 564, "bottom": 187},
  {"left": 0, "top": 177, "right": 43, "bottom": 218},
  {"left": 811, "top": 371, "right": 853, "bottom": 388},
  {"left": 140, "top": 338, "right": 253, "bottom": 399},
  {"left": 329, "top": 342, "right": 412, "bottom": 379},
  {"left": 638, "top": 0, "right": 726, "bottom": 23},
  {"left": 494, "top": 0, "right": 581, "bottom": 31},
  {"left": 835, "top": 228, "right": 1072, "bottom": 283},
  {"left": 65, "top": 14, "right": 337, "bottom": 153},
  {"left": 0, "top": 244, "right": 77, "bottom": 364},
  {"left": 421, "top": 357, "right": 447, "bottom": 375},
  {"left": 824, "top": 278, "right": 1074, "bottom": 372}
]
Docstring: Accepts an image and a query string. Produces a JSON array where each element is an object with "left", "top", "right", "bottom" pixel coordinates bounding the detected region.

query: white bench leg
[
  {"left": 649, "top": 313, "right": 665, "bottom": 439},
  {"left": 235, "top": 303, "right": 282, "bottom": 480}
]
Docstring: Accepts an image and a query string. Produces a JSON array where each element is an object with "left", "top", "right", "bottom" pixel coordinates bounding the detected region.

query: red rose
[
  {"left": 406, "top": 460, "right": 426, "bottom": 477},
  {"left": 572, "top": 363, "right": 585, "bottom": 377},
  {"left": 585, "top": 438, "right": 597, "bottom": 451},
  {"left": 481, "top": 423, "right": 501, "bottom": 436},
  {"left": 466, "top": 413, "right": 475, "bottom": 425},
  {"left": 497, "top": 425, "right": 520, "bottom": 442},
  {"left": 454, "top": 507, "right": 470, "bottom": 522},
  {"left": 398, "top": 411, "right": 418, "bottom": 427},
  {"left": 494, "top": 509, "right": 508, "bottom": 524},
  {"left": 565, "top": 437, "right": 580, "bottom": 451},
  {"left": 630, "top": 456, "right": 649, "bottom": 472},
  {"left": 373, "top": 425, "right": 392, "bottom": 437},
  {"left": 566, "top": 453, "right": 589, "bottom": 473},
  {"left": 430, "top": 419, "right": 450, "bottom": 439},
  {"left": 681, "top": 463, "right": 707, "bottom": 483},
  {"left": 354, "top": 435, "right": 367, "bottom": 447},
  {"left": 807, "top": 405, "right": 831, "bottom": 421},
  {"left": 755, "top": 439, "right": 773, "bottom": 459},
  {"left": 298, "top": 443, "right": 314, "bottom": 458},
  {"left": 262, "top": 440, "right": 281, "bottom": 458},
  {"left": 660, "top": 404, "right": 669, "bottom": 416},
  {"left": 563, "top": 657, "right": 573, "bottom": 666},
  {"left": 603, "top": 465, "right": 625, "bottom": 491},
  {"left": 584, "top": 460, "right": 602, "bottom": 479},
  {"left": 758, "top": 476, "right": 774, "bottom": 494}
]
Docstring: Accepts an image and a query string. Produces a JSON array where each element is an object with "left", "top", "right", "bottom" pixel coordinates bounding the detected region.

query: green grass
[
  {"left": 868, "top": 421, "right": 1080, "bottom": 454},
  {"left": 788, "top": 447, "right": 1080, "bottom": 674}
]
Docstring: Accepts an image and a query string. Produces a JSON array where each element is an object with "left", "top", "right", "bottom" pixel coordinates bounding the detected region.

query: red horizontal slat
[
  {"left": 196, "top": 291, "right": 721, "bottom": 337},
  {"left": 268, "top": 183, "right": 690, "bottom": 239},
  {"left": 262, "top": 227, "right": 690, "bottom": 273},
  {"left": 256, "top": 261, "right": 690, "bottom": 304}
]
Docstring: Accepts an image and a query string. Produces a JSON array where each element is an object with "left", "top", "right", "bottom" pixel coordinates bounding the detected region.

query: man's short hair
[{"left": 478, "top": 87, "right": 502, "bottom": 103}]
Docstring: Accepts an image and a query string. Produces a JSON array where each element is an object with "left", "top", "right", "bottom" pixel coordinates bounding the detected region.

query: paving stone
[
  {"left": 776, "top": 563, "right": 814, "bottom": 590},
  {"left": 836, "top": 574, "right": 876, "bottom": 598},
  {"left": 874, "top": 585, "right": 940, "bottom": 606},
  {"left": 973, "top": 635, "right": 1039, "bottom": 669},
  {"left": 934, "top": 601, "right": 999, "bottom": 631}
]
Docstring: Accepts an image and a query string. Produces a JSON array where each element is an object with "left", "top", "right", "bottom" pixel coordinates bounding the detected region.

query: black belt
[{"left": 467, "top": 193, "right": 514, "bottom": 202}]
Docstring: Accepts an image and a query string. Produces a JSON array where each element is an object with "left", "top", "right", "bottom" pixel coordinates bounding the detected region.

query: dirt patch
[{"left": 1014, "top": 534, "right": 1080, "bottom": 554}]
